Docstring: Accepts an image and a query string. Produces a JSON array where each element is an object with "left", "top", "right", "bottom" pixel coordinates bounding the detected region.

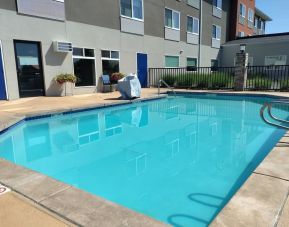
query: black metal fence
[
  {"left": 149, "top": 65, "right": 289, "bottom": 91},
  {"left": 246, "top": 65, "right": 289, "bottom": 91},
  {"left": 149, "top": 67, "right": 235, "bottom": 90}
]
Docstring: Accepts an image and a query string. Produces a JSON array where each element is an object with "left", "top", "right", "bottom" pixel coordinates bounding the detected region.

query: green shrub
[
  {"left": 210, "top": 73, "right": 233, "bottom": 89},
  {"left": 280, "top": 79, "right": 289, "bottom": 91},
  {"left": 175, "top": 73, "right": 195, "bottom": 88},
  {"left": 248, "top": 77, "right": 272, "bottom": 90},
  {"left": 161, "top": 74, "right": 176, "bottom": 86}
]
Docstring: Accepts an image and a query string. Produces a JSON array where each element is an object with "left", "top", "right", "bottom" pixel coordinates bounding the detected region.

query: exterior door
[
  {"left": 0, "top": 41, "right": 7, "bottom": 100},
  {"left": 14, "top": 40, "right": 45, "bottom": 98},
  {"left": 137, "top": 53, "right": 148, "bottom": 88}
]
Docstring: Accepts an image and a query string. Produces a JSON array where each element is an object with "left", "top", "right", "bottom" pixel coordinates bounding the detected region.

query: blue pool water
[{"left": 0, "top": 94, "right": 288, "bottom": 226}]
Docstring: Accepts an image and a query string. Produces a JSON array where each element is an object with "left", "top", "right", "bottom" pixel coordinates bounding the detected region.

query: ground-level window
[
  {"left": 165, "top": 56, "right": 179, "bottom": 68},
  {"left": 187, "top": 58, "right": 197, "bottom": 67},
  {"left": 238, "top": 31, "right": 245, "bottom": 37},
  {"left": 73, "top": 47, "right": 96, "bottom": 87},
  {"left": 211, "top": 59, "right": 219, "bottom": 70},
  {"left": 101, "top": 50, "right": 120, "bottom": 76}
]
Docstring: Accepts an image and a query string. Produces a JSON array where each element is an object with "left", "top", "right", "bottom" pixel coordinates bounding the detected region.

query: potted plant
[
  {"left": 55, "top": 73, "right": 77, "bottom": 96},
  {"left": 110, "top": 72, "right": 124, "bottom": 91}
]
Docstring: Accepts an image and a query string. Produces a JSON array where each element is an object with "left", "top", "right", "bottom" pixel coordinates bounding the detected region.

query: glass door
[{"left": 14, "top": 40, "right": 45, "bottom": 97}]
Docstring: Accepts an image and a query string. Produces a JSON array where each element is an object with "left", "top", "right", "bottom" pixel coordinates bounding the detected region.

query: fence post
[{"left": 234, "top": 52, "right": 249, "bottom": 91}]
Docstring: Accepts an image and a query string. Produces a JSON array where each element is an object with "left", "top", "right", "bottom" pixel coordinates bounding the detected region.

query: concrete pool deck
[{"left": 0, "top": 88, "right": 289, "bottom": 226}]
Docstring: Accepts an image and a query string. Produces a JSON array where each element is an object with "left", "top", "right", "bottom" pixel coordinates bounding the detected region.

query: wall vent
[{"left": 53, "top": 41, "right": 72, "bottom": 53}]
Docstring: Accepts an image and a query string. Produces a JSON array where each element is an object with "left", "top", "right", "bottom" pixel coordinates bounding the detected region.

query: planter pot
[{"left": 63, "top": 82, "right": 74, "bottom": 96}]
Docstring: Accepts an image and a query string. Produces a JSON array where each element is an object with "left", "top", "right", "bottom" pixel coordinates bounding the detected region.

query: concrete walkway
[{"left": 0, "top": 191, "right": 70, "bottom": 227}]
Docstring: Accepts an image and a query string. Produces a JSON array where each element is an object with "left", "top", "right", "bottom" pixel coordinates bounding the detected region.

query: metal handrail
[
  {"left": 158, "top": 79, "right": 176, "bottom": 96},
  {"left": 260, "top": 100, "right": 289, "bottom": 129}
]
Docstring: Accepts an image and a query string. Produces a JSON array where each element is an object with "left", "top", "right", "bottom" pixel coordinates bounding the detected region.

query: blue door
[
  {"left": 0, "top": 43, "right": 7, "bottom": 100},
  {"left": 137, "top": 53, "right": 148, "bottom": 88}
]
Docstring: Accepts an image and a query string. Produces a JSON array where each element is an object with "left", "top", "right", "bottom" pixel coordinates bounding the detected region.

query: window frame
[
  {"left": 120, "top": 0, "right": 144, "bottom": 22},
  {"left": 248, "top": 8, "right": 254, "bottom": 22},
  {"left": 239, "top": 31, "right": 245, "bottom": 37},
  {"left": 165, "top": 55, "right": 180, "bottom": 68},
  {"left": 72, "top": 46, "right": 97, "bottom": 88},
  {"left": 187, "top": 15, "right": 199, "bottom": 35},
  {"left": 212, "top": 24, "right": 221, "bottom": 40},
  {"left": 240, "top": 3, "right": 246, "bottom": 18},
  {"left": 101, "top": 50, "right": 120, "bottom": 61},
  {"left": 213, "top": 0, "right": 222, "bottom": 10},
  {"left": 165, "top": 7, "right": 181, "bottom": 31},
  {"left": 186, "top": 57, "right": 198, "bottom": 67}
]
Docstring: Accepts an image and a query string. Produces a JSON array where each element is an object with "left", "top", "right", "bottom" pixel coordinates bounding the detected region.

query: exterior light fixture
[{"left": 240, "top": 44, "right": 246, "bottom": 53}]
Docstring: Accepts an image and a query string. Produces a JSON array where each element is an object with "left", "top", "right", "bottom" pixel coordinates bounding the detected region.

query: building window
[
  {"left": 187, "top": 58, "right": 197, "bottom": 67},
  {"left": 238, "top": 31, "right": 245, "bottom": 37},
  {"left": 165, "top": 56, "right": 179, "bottom": 68},
  {"left": 211, "top": 59, "right": 218, "bottom": 71},
  {"left": 187, "top": 16, "right": 199, "bottom": 34},
  {"left": 120, "top": 0, "right": 143, "bottom": 20},
  {"left": 254, "top": 18, "right": 258, "bottom": 28},
  {"left": 165, "top": 8, "right": 180, "bottom": 30},
  {"left": 101, "top": 50, "right": 120, "bottom": 76},
  {"left": 213, "top": 0, "right": 222, "bottom": 9},
  {"left": 240, "top": 3, "right": 246, "bottom": 18},
  {"left": 73, "top": 47, "right": 96, "bottom": 87},
  {"left": 212, "top": 25, "right": 221, "bottom": 40},
  {"left": 248, "top": 8, "right": 254, "bottom": 22}
]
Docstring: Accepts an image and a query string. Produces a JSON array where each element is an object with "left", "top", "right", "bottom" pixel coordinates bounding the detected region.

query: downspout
[{"left": 198, "top": 0, "right": 203, "bottom": 67}]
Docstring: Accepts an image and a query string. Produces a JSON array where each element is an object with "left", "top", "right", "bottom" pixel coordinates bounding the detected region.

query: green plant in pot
[{"left": 54, "top": 73, "right": 77, "bottom": 96}]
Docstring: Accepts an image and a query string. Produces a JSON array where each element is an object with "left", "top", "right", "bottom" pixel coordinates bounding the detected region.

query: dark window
[
  {"left": 74, "top": 58, "right": 96, "bottom": 86},
  {"left": 211, "top": 59, "right": 219, "bottom": 71},
  {"left": 73, "top": 48, "right": 83, "bottom": 56},
  {"left": 84, "top": 49, "right": 95, "bottom": 57},
  {"left": 101, "top": 50, "right": 110, "bottom": 58},
  {"left": 102, "top": 60, "right": 120, "bottom": 76}
]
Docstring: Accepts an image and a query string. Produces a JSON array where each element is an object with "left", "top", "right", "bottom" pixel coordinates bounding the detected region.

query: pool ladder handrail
[
  {"left": 260, "top": 99, "right": 289, "bottom": 129},
  {"left": 158, "top": 79, "right": 176, "bottom": 96}
]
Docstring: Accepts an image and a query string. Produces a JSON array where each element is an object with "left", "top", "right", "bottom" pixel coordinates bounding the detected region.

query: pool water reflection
[{"left": 0, "top": 95, "right": 288, "bottom": 227}]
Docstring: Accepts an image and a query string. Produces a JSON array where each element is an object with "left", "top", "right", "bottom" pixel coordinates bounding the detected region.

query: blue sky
[{"left": 256, "top": 0, "right": 289, "bottom": 34}]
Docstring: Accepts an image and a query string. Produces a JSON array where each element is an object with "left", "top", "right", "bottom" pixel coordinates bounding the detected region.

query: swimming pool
[{"left": 0, "top": 94, "right": 288, "bottom": 226}]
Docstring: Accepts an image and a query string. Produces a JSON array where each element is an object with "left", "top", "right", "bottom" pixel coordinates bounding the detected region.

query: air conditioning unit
[{"left": 53, "top": 41, "right": 73, "bottom": 53}]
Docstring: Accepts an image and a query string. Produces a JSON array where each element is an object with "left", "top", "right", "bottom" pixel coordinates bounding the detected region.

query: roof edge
[{"left": 255, "top": 7, "right": 272, "bottom": 21}]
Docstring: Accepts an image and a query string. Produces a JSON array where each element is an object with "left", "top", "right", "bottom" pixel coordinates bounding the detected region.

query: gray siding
[
  {"left": 202, "top": 0, "right": 230, "bottom": 46},
  {"left": 221, "top": 42, "right": 289, "bottom": 67},
  {"left": 65, "top": 0, "right": 120, "bottom": 30}
]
